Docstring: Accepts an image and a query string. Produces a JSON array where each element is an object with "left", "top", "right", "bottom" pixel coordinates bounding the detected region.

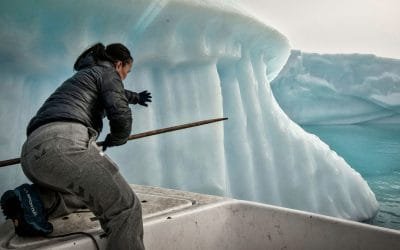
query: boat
[{"left": 0, "top": 184, "right": 399, "bottom": 250}]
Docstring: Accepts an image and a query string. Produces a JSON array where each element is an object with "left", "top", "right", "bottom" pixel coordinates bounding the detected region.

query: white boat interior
[{"left": 0, "top": 184, "right": 399, "bottom": 250}]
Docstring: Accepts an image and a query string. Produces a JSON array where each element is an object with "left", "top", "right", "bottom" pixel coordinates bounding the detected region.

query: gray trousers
[{"left": 20, "top": 122, "right": 144, "bottom": 250}]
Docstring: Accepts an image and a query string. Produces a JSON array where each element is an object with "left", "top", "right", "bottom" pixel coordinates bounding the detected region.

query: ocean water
[{"left": 303, "top": 124, "right": 400, "bottom": 230}]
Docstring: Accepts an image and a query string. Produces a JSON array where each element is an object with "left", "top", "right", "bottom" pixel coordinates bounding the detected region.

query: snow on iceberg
[
  {"left": 0, "top": 0, "right": 378, "bottom": 221},
  {"left": 272, "top": 50, "right": 400, "bottom": 125}
]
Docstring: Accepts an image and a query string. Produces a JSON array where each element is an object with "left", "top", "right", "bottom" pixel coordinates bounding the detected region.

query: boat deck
[
  {"left": 1, "top": 184, "right": 399, "bottom": 250},
  {"left": 0, "top": 184, "right": 226, "bottom": 249}
]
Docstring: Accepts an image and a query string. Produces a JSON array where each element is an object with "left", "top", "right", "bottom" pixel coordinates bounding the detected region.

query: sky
[{"left": 240, "top": 0, "right": 400, "bottom": 59}]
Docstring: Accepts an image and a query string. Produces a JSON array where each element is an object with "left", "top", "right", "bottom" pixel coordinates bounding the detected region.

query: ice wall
[
  {"left": 0, "top": 0, "right": 378, "bottom": 221},
  {"left": 272, "top": 50, "right": 400, "bottom": 125}
]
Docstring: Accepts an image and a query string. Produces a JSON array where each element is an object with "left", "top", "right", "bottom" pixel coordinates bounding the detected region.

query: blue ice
[{"left": 0, "top": 0, "right": 378, "bottom": 222}]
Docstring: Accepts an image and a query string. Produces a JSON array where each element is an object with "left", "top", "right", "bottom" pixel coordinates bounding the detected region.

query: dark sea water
[{"left": 303, "top": 124, "right": 400, "bottom": 230}]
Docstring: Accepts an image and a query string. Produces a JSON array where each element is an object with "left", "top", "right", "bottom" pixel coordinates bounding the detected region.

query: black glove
[
  {"left": 102, "top": 134, "right": 114, "bottom": 152},
  {"left": 138, "top": 90, "right": 152, "bottom": 107},
  {"left": 102, "top": 134, "right": 129, "bottom": 151}
]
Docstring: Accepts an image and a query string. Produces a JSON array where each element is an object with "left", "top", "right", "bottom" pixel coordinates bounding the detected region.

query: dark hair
[{"left": 73, "top": 43, "right": 133, "bottom": 71}]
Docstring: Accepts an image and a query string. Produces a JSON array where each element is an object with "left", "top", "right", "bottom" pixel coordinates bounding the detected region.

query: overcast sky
[{"left": 240, "top": 0, "right": 400, "bottom": 59}]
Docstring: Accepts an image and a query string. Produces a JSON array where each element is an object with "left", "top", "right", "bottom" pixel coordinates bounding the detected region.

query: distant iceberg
[
  {"left": 272, "top": 50, "right": 400, "bottom": 125},
  {"left": 0, "top": 0, "right": 378, "bottom": 221}
]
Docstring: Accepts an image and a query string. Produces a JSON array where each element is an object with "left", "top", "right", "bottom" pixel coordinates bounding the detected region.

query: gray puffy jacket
[{"left": 27, "top": 54, "right": 139, "bottom": 146}]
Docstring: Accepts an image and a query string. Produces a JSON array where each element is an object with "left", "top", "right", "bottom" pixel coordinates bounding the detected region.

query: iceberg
[
  {"left": 0, "top": 0, "right": 378, "bottom": 221},
  {"left": 272, "top": 50, "right": 400, "bottom": 125}
]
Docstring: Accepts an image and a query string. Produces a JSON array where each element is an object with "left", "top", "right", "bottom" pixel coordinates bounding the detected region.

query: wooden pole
[{"left": 0, "top": 117, "right": 228, "bottom": 168}]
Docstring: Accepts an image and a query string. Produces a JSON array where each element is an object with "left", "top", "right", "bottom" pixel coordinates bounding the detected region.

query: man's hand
[
  {"left": 102, "top": 134, "right": 115, "bottom": 152},
  {"left": 138, "top": 90, "right": 152, "bottom": 107}
]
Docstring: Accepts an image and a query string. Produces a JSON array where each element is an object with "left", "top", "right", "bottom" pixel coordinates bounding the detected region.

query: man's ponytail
[{"left": 74, "top": 43, "right": 133, "bottom": 71}]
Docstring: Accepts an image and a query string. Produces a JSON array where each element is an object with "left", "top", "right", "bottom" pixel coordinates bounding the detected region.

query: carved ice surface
[
  {"left": 272, "top": 50, "right": 400, "bottom": 125},
  {"left": 0, "top": 0, "right": 378, "bottom": 221}
]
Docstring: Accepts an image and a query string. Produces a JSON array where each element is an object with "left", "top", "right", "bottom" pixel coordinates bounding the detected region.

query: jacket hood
[
  {"left": 75, "top": 53, "right": 114, "bottom": 71},
  {"left": 75, "top": 53, "right": 96, "bottom": 71}
]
